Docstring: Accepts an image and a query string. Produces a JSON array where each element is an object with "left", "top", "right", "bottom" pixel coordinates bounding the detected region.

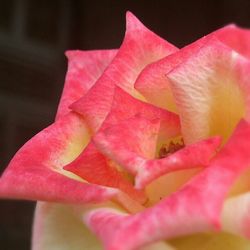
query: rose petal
[
  {"left": 167, "top": 38, "right": 250, "bottom": 144},
  {"left": 135, "top": 24, "right": 250, "bottom": 118},
  {"left": 39, "top": 201, "right": 174, "bottom": 250},
  {"left": 93, "top": 115, "right": 161, "bottom": 175},
  {"left": 215, "top": 24, "right": 250, "bottom": 59},
  {"left": 92, "top": 87, "right": 180, "bottom": 174},
  {"left": 93, "top": 87, "right": 220, "bottom": 189},
  {"left": 71, "top": 12, "right": 177, "bottom": 132},
  {"left": 56, "top": 49, "right": 117, "bottom": 119},
  {"left": 94, "top": 112, "right": 220, "bottom": 189},
  {"left": 134, "top": 32, "right": 210, "bottom": 112},
  {"left": 64, "top": 142, "right": 146, "bottom": 205},
  {"left": 102, "top": 87, "right": 181, "bottom": 151},
  {"left": 85, "top": 120, "right": 250, "bottom": 250},
  {"left": 0, "top": 112, "right": 116, "bottom": 203},
  {"left": 32, "top": 202, "right": 102, "bottom": 250},
  {"left": 135, "top": 136, "right": 221, "bottom": 189},
  {"left": 84, "top": 207, "right": 177, "bottom": 250}
]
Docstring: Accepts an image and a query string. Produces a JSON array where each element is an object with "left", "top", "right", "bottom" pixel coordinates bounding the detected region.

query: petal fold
[
  {"left": 135, "top": 25, "right": 250, "bottom": 114},
  {"left": 64, "top": 142, "right": 146, "bottom": 205},
  {"left": 56, "top": 49, "right": 117, "bottom": 119},
  {"left": 0, "top": 112, "right": 116, "bottom": 204}
]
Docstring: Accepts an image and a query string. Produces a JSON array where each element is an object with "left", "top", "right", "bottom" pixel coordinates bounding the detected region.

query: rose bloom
[{"left": 1, "top": 12, "right": 250, "bottom": 250}]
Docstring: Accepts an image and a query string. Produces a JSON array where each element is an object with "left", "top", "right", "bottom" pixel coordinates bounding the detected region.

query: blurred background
[{"left": 0, "top": 0, "right": 250, "bottom": 249}]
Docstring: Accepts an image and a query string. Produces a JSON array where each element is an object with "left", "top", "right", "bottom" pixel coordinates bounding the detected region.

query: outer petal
[
  {"left": 215, "top": 24, "right": 250, "bottom": 59},
  {"left": 167, "top": 39, "right": 250, "bottom": 144},
  {"left": 32, "top": 202, "right": 102, "bottom": 250},
  {"left": 85, "top": 120, "right": 250, "bottom": 250},
  {"left": 32, "top": 202, "right": 174, "bottom": 250},
  {"left": 0, "top": 112, "right": 116, "bottom": 203},
  {"left": 56, "top": 49, "right": 117, "bottom": 119},
  {"left": 135, "top": 25, "right": 250, "bottom": 113},
  {"left": 134, "top": 34, "right": 208, "bottom": 112},
  {"left": 71, "top": 12, "right": 177, "bottom": 132}
]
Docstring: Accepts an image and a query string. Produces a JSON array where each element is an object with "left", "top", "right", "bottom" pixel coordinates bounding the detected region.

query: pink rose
[{"left": 1, "top": 12, "right": 250, "bottom": 250}]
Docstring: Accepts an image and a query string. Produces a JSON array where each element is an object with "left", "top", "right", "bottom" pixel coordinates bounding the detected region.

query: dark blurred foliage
[{"left": 0, "top": 0, "right": 250, "bottom": 249}]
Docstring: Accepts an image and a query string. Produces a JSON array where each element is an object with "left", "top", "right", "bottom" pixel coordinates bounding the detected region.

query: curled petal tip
[{"left": 126, "top": 11, "right": 146, "bottom": 31}]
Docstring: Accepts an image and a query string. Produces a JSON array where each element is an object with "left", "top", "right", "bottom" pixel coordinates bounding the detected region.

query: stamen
[{"left": 158, "top": 138, "right": 184, "bottom": 158}]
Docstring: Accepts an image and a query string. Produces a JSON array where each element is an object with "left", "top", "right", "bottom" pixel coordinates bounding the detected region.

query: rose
[{"left": 1, "top": 11, "right": 250, "bottom": 250}]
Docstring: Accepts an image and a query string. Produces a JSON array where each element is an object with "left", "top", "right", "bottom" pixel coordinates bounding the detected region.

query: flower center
[{"left": 158, "top": 137, "right": 185, "bottom": 158}]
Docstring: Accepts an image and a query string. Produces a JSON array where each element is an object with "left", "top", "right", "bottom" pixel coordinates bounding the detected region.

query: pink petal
[
  {"left": 64, "top": 89, "right": 180, "bottom": 211},
  {"left": 85, "top": 120, "right": 250, "bottom": 250},
  {"left": 102, "top": 87, "right": 181, "bottom": 146},
  {"left": 134, "top": 34, "right": 208, "bottom": 112},
  {"left": 93, "top": 87, "right": 219, "bottom": 189},
  {"left": 93, "top": 115, "right": 161, "bottom": 175},
  {"left": 135, "top": 136, "right": 221, "bottom": 189},
  {"left": 33, "top": 201, "right": 172, "bottom": 250},
  {"left": 0, "top": 112, "right": 116, "bottom": 204},
  {"left": 215, "top": 24, "right": 250, "bottom": 59},
  {"left": 71, "top": 12, "right": 177, "bottom": 132},
  {"left": 56, "top": 49, "right": 117, "bottom": 119},
  {"left": 167, "top": 38, "right": 250, "bottom": 144},
  {"left": 92, "top": 87, "right": 180, "bottom": 173},
  {"left": 135, "top": 25, "right": 250, "bottom": 114},
  {"left": 94, "top": 108, "right": 220, "bottom": 189},
  {"left": 64, "top": 142, "right": 146, "bottom": 205}
]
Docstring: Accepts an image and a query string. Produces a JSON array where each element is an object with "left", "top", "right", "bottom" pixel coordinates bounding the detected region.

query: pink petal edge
[
  {"left": 56, "top": 49, "right": 117, "bottom": 119},
  {"left": 0, "top": 112, "right": 116, "bottom": 204},
  {"left": 70, "top": 11, "right": 177, "bottom": 132}
]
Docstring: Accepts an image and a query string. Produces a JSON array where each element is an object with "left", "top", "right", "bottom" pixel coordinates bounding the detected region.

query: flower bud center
[{"left": 158, "top": 137, "right": 184, "bottom": 158}]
